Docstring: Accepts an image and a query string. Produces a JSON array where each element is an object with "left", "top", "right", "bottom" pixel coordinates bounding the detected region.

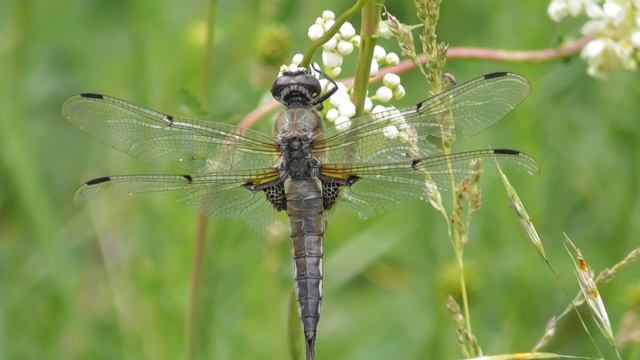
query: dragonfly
[{"left": 63, "top": 69, "right": 538, "bottom": 360}]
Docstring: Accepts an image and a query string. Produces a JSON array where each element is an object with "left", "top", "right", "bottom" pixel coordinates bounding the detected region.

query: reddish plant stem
[{"left": 238, "top": 34, "right": 593, "bottom": 129}]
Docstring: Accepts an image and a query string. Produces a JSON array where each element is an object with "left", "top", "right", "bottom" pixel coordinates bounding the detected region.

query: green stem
[
  {"left": 287, "top": 289, "right": 303, "bottom": 360},
  {"left": 201, "top": 0, "right": 217, "bottom": 99},
  {"left": 186, "top": 0, "right": 217, "bottom": 358},
  {"left": 187, "top": 215, "right": 210, "bottom": 360},
  {"left": 351, "top": 0, "right": 379, "bottom": 116},
  {"left": 300, "top": 0, "right": 368, "bottom": 69}
]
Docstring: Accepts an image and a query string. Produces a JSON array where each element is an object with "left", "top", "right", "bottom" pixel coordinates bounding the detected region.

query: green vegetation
[{"left": 1, "top": 1, "right": 639, "bottom": 359}]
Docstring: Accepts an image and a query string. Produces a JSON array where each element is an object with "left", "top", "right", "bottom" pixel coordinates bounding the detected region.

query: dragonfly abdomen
[{"left": 285, "top": 178, "right": 325, "bottom": 360}]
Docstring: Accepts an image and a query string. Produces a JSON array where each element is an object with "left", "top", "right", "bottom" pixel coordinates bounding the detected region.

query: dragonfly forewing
[
  {"left": 62, "top": 94, "right": 280, "bottom": 172},
  {"left": 314, "top": 72, "right": 530, "bottom": 164}
]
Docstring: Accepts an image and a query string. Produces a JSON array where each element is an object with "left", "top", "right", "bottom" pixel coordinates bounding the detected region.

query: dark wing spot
[
  {"left": 80, "top": 93, "right": 104, "bottom": 99},
  {"left": 484, "top": 72, "right": 508, "bottom": 80},
  {"left": 182, "top": 174, "right": 193, "bottom": 183},
  {"left": 416, "top": 101, "right": 424, "bottom": 113},
  {"left": 243, "top": 181, "right": 258, "bottom": 192},
  {"left": 346, "top": 175, "right": 360, "bottom": 185},
  {"left": 493, "top": 148, "right": 520, "bottom": 155},
  {"left": 86, "top": 176, "right": 111, "bottom": 185},
  {"left": 164, "top": 114, "right": 174, "bottom": 125},
  {"left": 411, "top": 159, "right": 421, "bottom": 170}
]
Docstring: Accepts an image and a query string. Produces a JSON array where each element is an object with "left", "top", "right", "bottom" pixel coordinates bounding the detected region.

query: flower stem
[
  {"left": 187, "top": 0, "right": 217, "bottom": 358},
  {"left": 351, "top": 0, "right": 379, "bottom": 116}
]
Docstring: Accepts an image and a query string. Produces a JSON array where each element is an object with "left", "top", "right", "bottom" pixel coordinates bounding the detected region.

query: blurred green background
[{"left": 1, "top": 0, "right": 639, "bottom": 359}]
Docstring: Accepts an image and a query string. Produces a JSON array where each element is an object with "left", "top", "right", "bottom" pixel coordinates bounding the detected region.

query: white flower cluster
[
  {"left": 278, "top": 10, "right": 406, "bottom": 133},
  {"left": 548, "top": 0, "right": 640, "bottom": 78}
]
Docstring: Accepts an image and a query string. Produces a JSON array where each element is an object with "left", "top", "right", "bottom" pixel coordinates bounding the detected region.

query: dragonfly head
[{"left": 271, "top": 69, "right": 321, "bottom": 107}]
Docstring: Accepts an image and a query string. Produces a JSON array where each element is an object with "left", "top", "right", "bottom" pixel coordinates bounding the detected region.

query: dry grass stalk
[
  {"left": 496, "top": 162, "right": 546, "bottom": 260},
  {"left": 564, "top": 235, "right": 617, "bottom": 350},
  {"left": 446, "top": 295, "right": 482, "bottom": 357}
]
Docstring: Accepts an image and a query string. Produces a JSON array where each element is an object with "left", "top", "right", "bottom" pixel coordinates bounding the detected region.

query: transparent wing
[
  {"left": 315, "top": 72, "right": 530, "bottom": 164},
  {"left": 321, "top": 149, "right": 539, "bottom": 218},
  {"left": 62, "top": 94, "right": 279, "bottom": 172},
  {"left": 75, "top": 168, "right": 281, "bottom": 231}
]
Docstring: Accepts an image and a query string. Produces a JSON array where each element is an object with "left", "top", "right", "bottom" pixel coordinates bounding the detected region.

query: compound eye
[
  {"left": 296, "top": 74, "right": 321, "bottom": 97},
  {"left": 271, "top": 74, "right": 294, "bottom": 99}
]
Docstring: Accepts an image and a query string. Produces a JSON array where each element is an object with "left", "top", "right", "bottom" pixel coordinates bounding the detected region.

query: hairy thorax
[{"left": 274, "top": 108, "right": 326, "bottom": 180}]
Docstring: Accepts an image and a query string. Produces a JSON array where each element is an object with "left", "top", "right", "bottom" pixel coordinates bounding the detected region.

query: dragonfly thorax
[{"left": 279, "top": 136, "right": 318, "bottom": 179}]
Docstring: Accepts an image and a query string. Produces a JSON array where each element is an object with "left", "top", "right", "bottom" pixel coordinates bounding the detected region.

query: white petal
[
  {"left": 377, "top": 21, "right": 393, "bottom": 39},
  {"left": 603, "top": 2, "right": 625, "bottom": 25},
  {"left": 385, "top": 52, "right": 400, "bottom": 65},
  {"left": 308, "top": 24, "right": 324, "bottom": 41},
  {"left": 339, "top": 22, "right": 356, "bottom": 40},
  {"left": 372, "top": 105, "right": 387, "bottom": 114},
  {"left": 581, "top": 39, "right": 606, "bottom": 59},
  {"left": 336, "top": 40, "right": 354, "bottom": 55},
  {"left": 322, "top": 10, "right": 335, "bottom": 21},
  {"left": 330, "top": 66, "right": 342, "bottom": 77},
  {"left": 373, "top": 45, "right": 387, "bottom": 62},
  {"left": 322, "top": 35, "right": 338, "bottom": 51},
  {"left": 393, "top": 85, "right": 406, "bottom": 100},
  {"left": 322, "top": 50, "right": 343, "bottom": 68},
  {"left": 363, "top": 97, "right": 373, "bottom": 112},
  {"left": 548, "top": 0, "right": 569, "bottom": 22},
  {"left": 567, "top": 0, "right": 584, "bottom": 16},
  {"left": 323, "top": 20, "right": 335, "bottom": 32},
  {"left": 319, "top": 79, "right": 329, "bottom": 92},
  {"left": 631, "top": 31, "right": 640, "bottom": 48},
  {"left": 291, "top": 53, "right": 304, "bottom": 65},
  {"left": 335, "top": 116, "right": 351, "bottom": 131},
  {"left": 325, "top": 108, "right": 339, "bottom": 122},
  {"left": 382, "top": 73, "right": 401, "bottom": 88},
  {"left": 329, "top": 87, "right": 350, "bottom": 108},
  {"left": 585, "top": 2, "right": 605, "bottom": 18},
  {"left": 338, "top": 101, "right": 356, "bottom": 117},
  {"left": 369, "top": 60, "right": 379, "bottom": 77},
  {"left": 375, "top": 86, "right": 393, "bottom": 102},
  {"left": 581, "top": 19, "right": 607, "bottom": 35}
]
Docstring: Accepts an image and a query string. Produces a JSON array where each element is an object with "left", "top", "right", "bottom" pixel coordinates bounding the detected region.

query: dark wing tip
[
  {"left": 493, "top": 148, "right": 521, "bottom": 155},
  {"left": 484, "top": 71, "right": 509, "bottom": 80},
  {"left": 79, "top": 93, "right": 104, "bottom": 99},
  {"left": 85, "top": 176, "right": 112, "bottom": 186},
  {"left": 494, "top": 149, "right": 541, "bottom": 176}
]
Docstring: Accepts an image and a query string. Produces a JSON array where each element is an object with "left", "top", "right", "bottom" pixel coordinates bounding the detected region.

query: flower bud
[
  {"left": 339, "top": 22, "right": 356, "bottom": 40},
  {"left": 336, "top": 40, "right": 354, "bottom": 55},
  {"left": 335, "top": 116, "right": 351, "bottom": 131},
  {"left": 369, "top": 60, "right": 379, "bottom": 77},
  {"left": 322, "top": 50, "right": 343, "bottom": 68},
  {"left": 382, "top": 73, "right": 401, "bottom": 88},
  {"left": 325, "top": 108, "right": 339, "bottom": 122},
  {"left": 393, "top": 85, "right": 406, "bottom": 100},
  {"left": 373, "top": 45, "right": 387, "bottom": 62},
  {"left": 385, "top": 52, "right": 400, "bottom": 65},
  {"left": 375, "top": 86, "right": 393, "bottom": 102},
  {"left": 322, "top": 10, "right": 335, "bottom": 21},
  {"left": 338, "top": 101, "right": 356, "bottom": 117},
  {"left": 308, "top": 24, "right": 324, "bottom": 40}
]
